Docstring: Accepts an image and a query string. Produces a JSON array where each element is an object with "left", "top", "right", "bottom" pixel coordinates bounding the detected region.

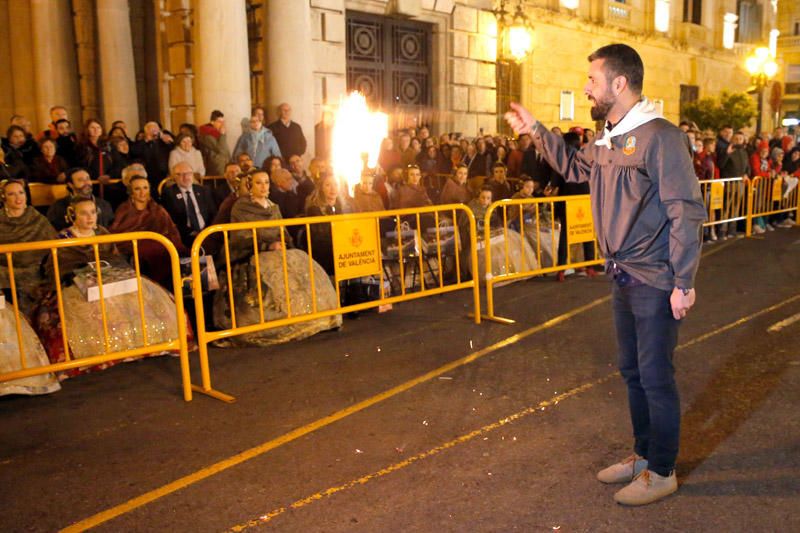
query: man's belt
[{"left": 607, "top": 261, "right": 645, "bottom": 288}]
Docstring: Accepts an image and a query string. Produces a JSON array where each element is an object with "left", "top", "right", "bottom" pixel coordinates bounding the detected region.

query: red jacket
[{"left": 749, "top": 153, "right": 772, "bottom": 178}]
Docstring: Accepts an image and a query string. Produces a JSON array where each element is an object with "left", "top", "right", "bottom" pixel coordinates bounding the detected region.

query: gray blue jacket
[
  {"left": 233, "top": 127, "right": 282, "bottom": 168},
  {"left": 539, "top": 118, "right": 706, "bottom": 291}
]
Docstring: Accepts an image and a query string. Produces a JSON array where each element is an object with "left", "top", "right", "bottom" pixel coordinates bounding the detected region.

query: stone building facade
[
  {"left": 0, "top": 0, "right": 781, "bottom": 158},
  {"left": 776, "top": 0, "right": 800, "bottom": 123}
]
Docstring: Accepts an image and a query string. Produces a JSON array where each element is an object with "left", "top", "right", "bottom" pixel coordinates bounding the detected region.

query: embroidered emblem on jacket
[{"left": 622, "top": 135, "right": 636, "bottom": 155}]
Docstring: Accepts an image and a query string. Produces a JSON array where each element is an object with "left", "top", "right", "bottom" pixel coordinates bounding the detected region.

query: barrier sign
[
  {"left": 332, "top": 219, "right": 381, "bottom": 280},
  {"left": 772, "top": 177, "right": 783, "bottom": 203},
  {"left": 566, "top": 198, "right": 595, "bottom": 244},
  {"left": 710, "top": 181, "right": 724, "bottom": 210}
]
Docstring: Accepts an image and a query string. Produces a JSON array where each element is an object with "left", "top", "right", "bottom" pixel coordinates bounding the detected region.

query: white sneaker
[
  {"left": 614, "top": 469, "right": 678, "bottom": 506},
  {"left": 597, "top": 454, "right": 648, "bottom": 484},
  {"left": 710, "top": 229, "right": 718, "bottom": 241},
  {"left": 766, "top": 223, "right": 775, "bottom": 231},
  {"left": 753, "top": 225, "right": 766, "bottom": 234}
]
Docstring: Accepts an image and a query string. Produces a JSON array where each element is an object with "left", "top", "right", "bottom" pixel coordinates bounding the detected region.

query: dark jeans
[{"left": 612, "top": 282, "right": 681, "bottom": 477}]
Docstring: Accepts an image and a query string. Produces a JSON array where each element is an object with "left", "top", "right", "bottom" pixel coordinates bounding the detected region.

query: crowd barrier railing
[
  {"left": 749, "top": 175, "right": 800, "bottom": 231},
  {"left": 482, "top": 195, "right": 603, "bottom": 324},
  {"left": 0, "top": 231, "right": 192, "bottom": 401},
  {"left": 698, "top": 177, "right": 749, "bottom": 233},
  {"left": 189, "top": 204, "right": 481, "bottom": 402}
]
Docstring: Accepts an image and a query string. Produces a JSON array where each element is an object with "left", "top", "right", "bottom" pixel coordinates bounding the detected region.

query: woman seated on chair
[
  {"left": 109, "top": 164, "right": 187, "bottom": 288},
  {"left": 0, "top": 178, "right": 61, "bottom": 396},
  {"left": 353, "top": 172, "right": 385, "bottom": 213},
  {"left": 391, "top": 165, "right": 432, "bottom": 210},
  {"left": 0, "top": 178, "right": 56, "bottom": 313},
  {"left": 35, "top": 195, "right": 187, "bottom": 379},
  {"left": 439, "top": 163, "right": 472, "bottom": 205},
  {"left": 212, "top": 171, "right": 341, "bottom": 346},
  {"left": 304, "top": 172, "right": 348, "bottom": 275},
  {"left": 508, "top": 176, "right": 559, "bottom": 268},
  {"left": 467, "top": 186, "right": 536, "bottom": 281},
  {"left": 29, "top": 138, "right": 68, "bottom": 184}
]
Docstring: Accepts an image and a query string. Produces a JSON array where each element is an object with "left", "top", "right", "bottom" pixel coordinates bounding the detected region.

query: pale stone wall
[{"left": 776, "top": 0, "right": 800, "bottom": 118}]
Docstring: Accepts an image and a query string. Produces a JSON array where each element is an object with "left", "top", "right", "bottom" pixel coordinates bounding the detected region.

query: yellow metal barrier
[
  {"left": 483, "top": 195, "right": 603, "bottom": 324},
  {"left": 749, "top": 175, "right": 800, "bottom": 233},
  {"left": 189, "top": 204, "right": 481, "bottom": 402},
  {"left": 698, "top": 177, "right": 748, "bottom": 233},
  {"left": 0, "top": 231, "right": 192, "bottom": 401}
]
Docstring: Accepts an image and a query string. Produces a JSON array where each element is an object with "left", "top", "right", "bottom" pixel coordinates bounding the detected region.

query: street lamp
[
  {"left": 494, "top": 0, "right": 534, "bottom": 64},
  {"left": 745, "top": 46, "right": 778, "bottom": 136}
]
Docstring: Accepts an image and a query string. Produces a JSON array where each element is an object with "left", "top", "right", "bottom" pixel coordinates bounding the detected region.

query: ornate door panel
[{"left": 346, "top": 11, "right": 432, "bottom": 129}]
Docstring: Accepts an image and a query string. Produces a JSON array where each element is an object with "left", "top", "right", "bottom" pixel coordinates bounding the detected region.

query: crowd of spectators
[
  {"left": 683, "top": 121, "right": 799, "bottom": 237},
  {"left": 1, "top": 102, "right": 798, "bottom": 395}
]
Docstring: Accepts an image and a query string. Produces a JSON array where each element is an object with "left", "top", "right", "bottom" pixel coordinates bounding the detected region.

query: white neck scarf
[{"left": 595, "top": 97, "right": 661, "bottom": 149}]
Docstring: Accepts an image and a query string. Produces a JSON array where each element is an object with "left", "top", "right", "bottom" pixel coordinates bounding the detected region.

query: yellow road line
[
  {"left": 700, "top": 237, "right": 739, "bottom": 259},
  {"left": 61, "top": 296, "right": 610, "bottom": 533},
  {"left": 58, "top": 240, "right": 746, "bottom": 532},
  {"left": 227, "top": 291, "right": 800, "bottom": 531}
]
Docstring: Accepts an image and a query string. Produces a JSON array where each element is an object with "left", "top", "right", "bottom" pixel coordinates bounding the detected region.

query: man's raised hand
[{"left": 504, "top": 102, "right": 536, "bottom": 136}]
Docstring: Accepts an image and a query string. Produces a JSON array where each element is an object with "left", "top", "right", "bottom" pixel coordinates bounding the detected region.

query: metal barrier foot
[
  {"left": 191, "top": 384, "right": 237, "bottom": 403},
  {"left": 470, "top": 313, "right": 516, "bottom": 325}
]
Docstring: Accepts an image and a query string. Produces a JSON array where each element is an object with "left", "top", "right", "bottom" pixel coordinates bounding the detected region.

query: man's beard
[{"left": 589, "top": 91, "right": 615, "bottom": 121}]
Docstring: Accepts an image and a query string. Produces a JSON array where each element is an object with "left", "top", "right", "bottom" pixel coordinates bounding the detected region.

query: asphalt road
[{"left": 2, "top": 227, "right": 799, "bottom": 532}]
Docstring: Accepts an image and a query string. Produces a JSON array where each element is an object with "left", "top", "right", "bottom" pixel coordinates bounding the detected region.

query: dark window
[
  {"left": 736, "top": 0, "right": 763, "bottom": 43},
  {"left": 496, "top": 62, "right": 522, "bottom": 135},
  {"left": 345, "top": 11, "right": 432, "bottom": 130},
  {"left": 246, "top": 1, "right": 265, "bottom": 107},
  {"left": 679, "top": 84, "right": 699, "bottom": 119},
  {"left": 682, "top": 0, "right": 702, "bottom": 24}
]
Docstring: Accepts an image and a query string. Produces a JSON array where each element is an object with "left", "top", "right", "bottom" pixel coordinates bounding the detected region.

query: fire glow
[{"left": 331, "top": 91, "right": 388, "bottom": 194}]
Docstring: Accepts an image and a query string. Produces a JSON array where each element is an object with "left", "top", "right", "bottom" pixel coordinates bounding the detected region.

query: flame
[{"left": 331, "top": 91, "right": 388, "bottom": 195}]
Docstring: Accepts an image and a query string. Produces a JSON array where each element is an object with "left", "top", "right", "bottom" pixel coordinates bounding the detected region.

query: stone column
[
  {"left": 265, "top": 0, "right": 315, "bottom": 158},
  {"left": 72, "top": 0, "right": 101, "bottom": 123},
  {"left": 7, "top": 1, "right": 38, "bottom": 127},
  {"left": 0, "top": 0, "right": 15, "bottom": 122},
  {"left": 30, "top": 0, "right": 82, "bottom": 129},
  {"left": 96, "top": 0, "right": 140, "bottom": 132},
  {"left": 193, "top": 0, "right": 252, "bottom": 153}
]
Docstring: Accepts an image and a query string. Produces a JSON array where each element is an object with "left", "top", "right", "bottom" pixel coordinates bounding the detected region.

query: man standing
[
  {"left": 715, "top": 125, "right": 733, "bottom": 169},
  {"left": 130, "top": 121, "right": 174, "bottom": 198},
  {"left": 268, "top": 103, "right": 307, "bottom": 159},
  {"left": 38, "top": 105, "right": 69, "bottom": 141},
  {"left": 506, "top": 43, "right": 705, "bottom": 506},
  {"left": 160, "top": 162, "right": 217, "bottom": 248},
  {"left": 198, "top": 110, "right": 231, "bottom": 177}
]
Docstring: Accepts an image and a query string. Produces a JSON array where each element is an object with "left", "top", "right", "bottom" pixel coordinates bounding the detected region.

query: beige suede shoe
[
  {"left": 614, "top": 469, "right": 678, "bottom": 506},
  {"left": 596, "top": 454, "right": 648, "bottom": 484}
]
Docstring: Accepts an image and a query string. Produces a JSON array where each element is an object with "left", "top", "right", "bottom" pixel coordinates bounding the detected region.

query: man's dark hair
[
  {"left": 679, "top": 121, "right": 690, "bottom": 127},
  {"left": 55, "top": 118, "right": 71, "bottom": 127},
  {"left": 65, "top": 167, "right": 88, "bottom": 185},
  {"left": 588, "top": 44, "right": 644, "bottom": 94},
  {"left": 210, "top": 110, "right": 224, "bottom": 121},
  {"left": 563, "top": 131, "right": 582, "bottom": 150},
  {"left": 720, "top": 124, "right": 733, "bottom": 131},
  {"left": 5, "top": 125, "right": 25, "bottom": 138}
]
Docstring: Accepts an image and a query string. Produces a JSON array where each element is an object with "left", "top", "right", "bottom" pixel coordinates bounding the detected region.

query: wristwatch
[{"left": 676, "top": 286, "right": 691, "bottom": 295}]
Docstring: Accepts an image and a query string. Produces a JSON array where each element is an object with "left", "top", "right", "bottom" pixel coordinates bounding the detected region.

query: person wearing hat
[{"left": 506, "top": 43, "right": 706, "bottom": 506}]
